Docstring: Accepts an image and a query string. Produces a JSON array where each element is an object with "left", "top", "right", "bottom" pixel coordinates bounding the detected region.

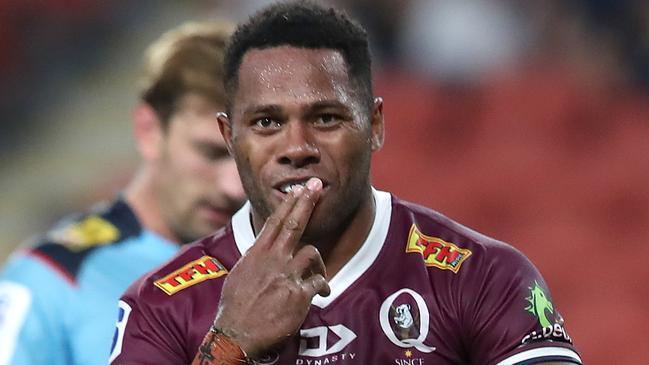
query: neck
[
  {"left": 123, "top": 166, "right": 180, "bottom": 244},
  {"left": 314, "top": 188, "right": 376, "bottom": 280}
]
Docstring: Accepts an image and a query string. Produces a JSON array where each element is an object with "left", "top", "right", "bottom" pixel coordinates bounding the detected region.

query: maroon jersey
[{"left": 110, "top": 190, "right": 581, "bottom": 365}]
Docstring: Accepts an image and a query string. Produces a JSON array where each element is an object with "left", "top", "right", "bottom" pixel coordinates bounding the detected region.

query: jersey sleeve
[
  {"left": 0, "top": 254, "right": 71, "bottom": 365},
  {"left": 109, "top": 293, "right": 187, "bottom": 364},
  {"left": 461, "top": 242, "right": 582, "bottom": 365}
]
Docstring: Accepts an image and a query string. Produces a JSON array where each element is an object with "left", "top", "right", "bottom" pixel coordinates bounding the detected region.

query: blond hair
[{"left": 140, "top": 21, "right": 233, "bottom": 124}]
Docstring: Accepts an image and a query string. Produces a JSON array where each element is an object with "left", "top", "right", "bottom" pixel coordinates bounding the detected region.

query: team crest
[
  {"left": 154, "top": 256, "right": 227, "bottom": 295},
  {"left": 49, "top": 215, "right": 120, "bottom": 251},
  {"left": 379, "top": 288, "right": 436, "bottom": 353},
  {"left": 406, "top": 224, "right": 471, "bottom": 273}
]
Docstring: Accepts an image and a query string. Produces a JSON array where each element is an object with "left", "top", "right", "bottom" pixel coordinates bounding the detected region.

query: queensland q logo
[{"left": 379, "top": 288, "right": 436, "bottom": 353}]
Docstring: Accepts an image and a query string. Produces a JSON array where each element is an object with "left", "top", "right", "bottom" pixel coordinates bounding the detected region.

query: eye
[
  {"left": 314, "top": 113, "right": 343, "bottom": 126},
  {"left": 254, "top": 117, "right": 281, "bottom": 129}
]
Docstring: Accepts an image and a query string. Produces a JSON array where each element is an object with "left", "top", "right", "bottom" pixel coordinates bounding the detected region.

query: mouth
[{"left": 274, "top": 177, "right": 328, "bottom": 195}]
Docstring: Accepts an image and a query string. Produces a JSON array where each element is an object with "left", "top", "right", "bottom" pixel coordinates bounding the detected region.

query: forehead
[{"left": 233, "top": 46, "right": 356, "bottom": 113}]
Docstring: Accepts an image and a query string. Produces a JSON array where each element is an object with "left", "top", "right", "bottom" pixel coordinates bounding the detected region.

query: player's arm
[
  {"left": 462, "top": 243, "right": 582, "bottom": 365},
  {"left": 191, "top": 178, "right": 330, "bottom": 364},
  {"left": 109, "top": 297, "right": 187, "bottom": 365}
]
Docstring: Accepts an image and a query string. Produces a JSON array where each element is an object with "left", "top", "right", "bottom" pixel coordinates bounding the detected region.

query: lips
[
  {"left": 278, "top": 180, "right": 308, "bottom": 193},
  {"left": 273, "top": 177, "right": 328, "bottom": 194}
]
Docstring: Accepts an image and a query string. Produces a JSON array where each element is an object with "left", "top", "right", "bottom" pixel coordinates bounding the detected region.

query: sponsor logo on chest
[
  {"left": 296, "top": 324, "right": 357, "bottom": 364},
  {"left": 405, "top": 224, "right": 471, "bottom": 273},
  {"left": 154, "top": 256, "right": 227, "bottom": 295}
]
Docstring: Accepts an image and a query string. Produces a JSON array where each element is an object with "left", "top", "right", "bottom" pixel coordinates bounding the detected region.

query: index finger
[
  {"left": 274, "top": 177, "right": 323, "bottom": 253},
  {"left": 254, "top": 185, "right": 302, "bottom": 249}
]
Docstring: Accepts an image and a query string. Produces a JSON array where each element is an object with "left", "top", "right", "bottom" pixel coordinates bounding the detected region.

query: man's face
[
  {"left": 223, "top": 46, "right": 383, "bottom": 241},
  {"left": 156, "top": 93, "right": 245, "bottom": 242}
]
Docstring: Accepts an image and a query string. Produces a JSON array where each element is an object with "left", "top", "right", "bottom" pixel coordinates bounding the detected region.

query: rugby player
[
  {"left": 110, "top": 2, "right": 582, "bottom": 364},
  {"left": 0, "top": 21, "right": 244, "bottom": 365}
]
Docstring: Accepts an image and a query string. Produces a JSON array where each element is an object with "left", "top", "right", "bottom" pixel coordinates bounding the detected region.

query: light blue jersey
[{"left": 0, "top": 199, "right": 178, "bottom": 365}]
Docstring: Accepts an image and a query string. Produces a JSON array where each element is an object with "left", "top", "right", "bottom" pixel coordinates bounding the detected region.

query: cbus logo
[
  {"left": 405, "top": 224, "right": 471, "bottom": 273},
  {"left": 154, "top": 256, "right": 227, "bottom": 295}
]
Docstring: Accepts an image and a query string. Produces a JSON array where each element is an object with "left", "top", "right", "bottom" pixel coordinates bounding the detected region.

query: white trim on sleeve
[{"left": 496, "top": 346, "right": 582, "bottom": 365}]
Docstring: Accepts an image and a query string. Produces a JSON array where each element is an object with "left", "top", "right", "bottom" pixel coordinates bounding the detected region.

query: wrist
[
  {"left": 191, "top": 325, "right": 253, "bottom": 365},
  {"left": 213, "top": 319, "right": 260, "bottom": 358}
]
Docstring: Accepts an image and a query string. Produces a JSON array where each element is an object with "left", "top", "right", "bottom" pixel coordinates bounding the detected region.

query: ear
[
  {"left": 217, "top": 111, "right": 235, "bottom": 156},
  {"left": 133, "top": 103, "right": 164, "bottom": 161},
  {"left": 369, "top": 97, "right": 385, "bottom": 151}
]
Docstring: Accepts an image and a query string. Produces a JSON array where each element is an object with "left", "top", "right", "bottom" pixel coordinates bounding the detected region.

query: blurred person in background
[{"left": 0, "top": 20, "right": 244, "bottom": 365}]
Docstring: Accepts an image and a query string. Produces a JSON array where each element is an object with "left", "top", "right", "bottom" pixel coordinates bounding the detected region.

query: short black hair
[{"left": 224, "top": 0, "right": 373, "bottom": 113}]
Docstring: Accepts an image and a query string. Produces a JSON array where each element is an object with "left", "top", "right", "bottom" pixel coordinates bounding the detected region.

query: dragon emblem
[{"left": 525, "top": 281, "right": 554, "bottom": 328}]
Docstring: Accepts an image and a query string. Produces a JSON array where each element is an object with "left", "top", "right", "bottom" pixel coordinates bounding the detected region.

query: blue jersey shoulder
[{"left": 27, "top": 198, "right": 142, "bottom": 284}]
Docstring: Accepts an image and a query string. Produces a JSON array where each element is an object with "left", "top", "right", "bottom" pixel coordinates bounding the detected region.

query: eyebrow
[
  {"left": 242, "top": 104, "right": 283, "bottom": 116},
  {"left": 241, "top": 99, "right": 351, "bottom": 117},
  {"left": 308, "top": 100, "right": 350, "bottom": 112}
]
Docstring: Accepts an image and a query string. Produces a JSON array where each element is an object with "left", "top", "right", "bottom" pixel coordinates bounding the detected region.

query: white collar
[{"left": 231, "top": 188, "right": 392, "bottom": 308}]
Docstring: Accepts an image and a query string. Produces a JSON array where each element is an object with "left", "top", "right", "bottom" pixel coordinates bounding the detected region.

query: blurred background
[{"left": 1, "top": 0, "right": 647, "bottom": 363}]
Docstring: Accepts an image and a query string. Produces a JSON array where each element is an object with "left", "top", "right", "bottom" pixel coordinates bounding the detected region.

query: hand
[{"left": 213, "top": 177, "right": 331, "bottom": 358}]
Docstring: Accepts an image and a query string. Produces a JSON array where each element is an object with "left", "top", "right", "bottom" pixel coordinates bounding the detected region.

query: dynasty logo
[
  {"left": 406, "top": 224, "right": 471, "bottom": 273},
  {"left": 298, "top": 324, "right": 357, "bottom": 358},
  {"left": 154, "top": 256, "right": 227, "bottom": 295}
]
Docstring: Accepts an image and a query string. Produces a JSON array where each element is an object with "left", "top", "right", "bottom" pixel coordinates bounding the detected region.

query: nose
[{"left": 277, "top": 121, "right": 320, "bottom": 168}]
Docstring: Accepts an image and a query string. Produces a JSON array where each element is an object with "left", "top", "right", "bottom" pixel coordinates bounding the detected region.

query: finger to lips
[
  {"left": 256, "top": 184, "right": 303, "bottom": 248},
  {"left": 276, "top": 178, "right": 322, "bottom": 252}
]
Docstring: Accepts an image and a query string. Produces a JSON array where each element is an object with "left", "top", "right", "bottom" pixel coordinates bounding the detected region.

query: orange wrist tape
[{"left": 191, "top": 326, "right": 252, "bottom": 365}]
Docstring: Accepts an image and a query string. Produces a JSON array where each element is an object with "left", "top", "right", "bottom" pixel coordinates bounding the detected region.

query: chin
[{"left": 302, "top": 212, "right": 344, "bottom": 244}]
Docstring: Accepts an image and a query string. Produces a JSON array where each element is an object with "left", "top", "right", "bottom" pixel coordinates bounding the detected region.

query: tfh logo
[{"left": 298, "top": 324, "right": 357, "bottom": 357}]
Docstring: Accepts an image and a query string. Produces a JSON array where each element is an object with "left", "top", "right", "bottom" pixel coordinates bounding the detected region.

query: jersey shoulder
[
  {"left": 122, "top": 225, "right": 238, "bottom": 304},
  {"left": 18, "top": 198, "right": 142, "bottom": 285},
  {"left": 391, "top": 196, "right": 582, "bottom": 364},
  {"left": 391, "top": 196, "right": 532, "bottom": 274},
  {"left": 112, "top": 228, "right": 240, "bottom": 365}
]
